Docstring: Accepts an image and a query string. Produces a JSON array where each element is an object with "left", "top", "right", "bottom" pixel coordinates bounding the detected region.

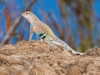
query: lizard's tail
[
  {"left": 64, "top": 43, "right": 83, "bottom": 55},
  {"left": 55, "top": 37, "right": 83, "bottom": 55}
]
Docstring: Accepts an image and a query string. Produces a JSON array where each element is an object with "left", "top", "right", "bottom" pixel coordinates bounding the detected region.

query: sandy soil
[{"left": 0, "top": 40, "right": 100, "bottom": 75}]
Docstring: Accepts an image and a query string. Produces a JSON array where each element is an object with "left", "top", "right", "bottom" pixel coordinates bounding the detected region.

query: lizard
[{"left": 21, "top": 11, "right": 83, "bottom": 55}]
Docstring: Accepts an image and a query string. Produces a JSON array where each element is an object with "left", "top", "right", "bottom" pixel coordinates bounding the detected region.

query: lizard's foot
[
  {"left": 48, "top": 45, "right": 57, "bottom": 50},
  {"left": 29, "top": 38, "right": 32, "bottom": 41},
  {"left": 52, "top": 45, "right": 57, "bottom": 50}
]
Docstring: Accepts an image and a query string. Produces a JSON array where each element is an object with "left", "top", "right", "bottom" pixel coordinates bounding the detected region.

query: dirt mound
[{"left": 0, "top": 40, "right": 100, "bottom": 75}]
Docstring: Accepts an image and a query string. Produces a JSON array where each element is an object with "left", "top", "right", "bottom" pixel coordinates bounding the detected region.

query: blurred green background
[{"left": 0, "top": 0, "right": 100, "bottom": 52}]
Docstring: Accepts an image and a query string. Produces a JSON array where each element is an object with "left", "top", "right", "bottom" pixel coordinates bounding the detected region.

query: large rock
[{"left": 0, "top": 40, "right": 100, "bottom": 75}]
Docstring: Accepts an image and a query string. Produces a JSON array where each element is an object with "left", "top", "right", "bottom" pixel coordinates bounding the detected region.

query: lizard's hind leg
[{"left": 46, "top": 41, "right": 57, "bottom": 50}]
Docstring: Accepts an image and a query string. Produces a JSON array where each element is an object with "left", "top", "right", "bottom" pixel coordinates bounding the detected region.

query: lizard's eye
[{"left": 25, "top": 12, "right": 29, "bottom": 15}]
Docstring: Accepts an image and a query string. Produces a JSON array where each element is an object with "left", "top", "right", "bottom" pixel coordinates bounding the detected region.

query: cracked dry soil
[{"left": 0, "top": 40, "right": 100, "bottom": 75}]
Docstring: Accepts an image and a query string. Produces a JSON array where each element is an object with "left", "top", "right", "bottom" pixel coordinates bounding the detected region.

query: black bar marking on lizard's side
[
  {"left": 39, "top": 33, "right": 43, "bottom": 36},
  {"left": 38, "top": 33, "right": 46, "bottom": 39},
  {"left": 42, "top": 36, "right": 46, "bottom": 39}
]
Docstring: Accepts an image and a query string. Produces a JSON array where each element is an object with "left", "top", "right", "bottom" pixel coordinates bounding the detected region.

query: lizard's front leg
[{"left": 29, "top": 25, "right": 34, "bottom": 41}]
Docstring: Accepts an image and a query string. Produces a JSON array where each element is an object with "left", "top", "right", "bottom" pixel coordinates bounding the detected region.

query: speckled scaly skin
[{"left": 21, "top": 11, "right": 83, "bottom": 55}]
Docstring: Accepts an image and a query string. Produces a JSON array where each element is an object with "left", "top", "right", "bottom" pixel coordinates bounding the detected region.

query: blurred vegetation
[
  {"left": 0, "top": 0, "right": 100, "bottom": 52},
  {"left": 57, "top": 0, "right": 95, "bottom": 52},
  {"left": 58, "top": 0, "right": 100, "bottom": 52}
]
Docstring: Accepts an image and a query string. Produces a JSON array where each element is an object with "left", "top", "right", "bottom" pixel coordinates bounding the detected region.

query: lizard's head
[
  {"left": 21, "top": 11, "right": 39, "bottom": 25},
  {"left": 21, "top": 11, "right": 32, "bottom": 21}
]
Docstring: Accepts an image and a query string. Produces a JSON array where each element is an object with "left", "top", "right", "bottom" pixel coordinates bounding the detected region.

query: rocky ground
[{"left": 0, "top": 40, "right": 100, "bottom": 75}]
